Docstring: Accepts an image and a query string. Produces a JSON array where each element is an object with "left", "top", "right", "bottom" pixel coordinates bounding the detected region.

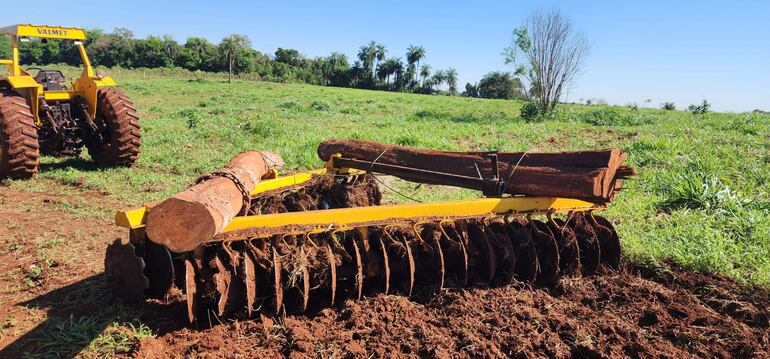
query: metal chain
[{"left": 195, "top": 169, "right": 252, "bottom": 215}]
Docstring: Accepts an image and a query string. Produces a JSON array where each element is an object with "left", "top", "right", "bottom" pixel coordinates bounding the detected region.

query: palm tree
[
  {"left": 405, "top": 63, "right": 416, "bottom": 89},
  {"left": 431, "top": 69, "right": 446, "bottom": 91},
  {"left": 376, "top": 61, "right": 389, "bottom": 83},
  {"left": 374, "top": 43, "right": 386, "bottom": 78},
  {"left": 446, "top": 68, "right": 458, "bottom": 95},
  {"left": 219, "top": 34, "right": 251, "bottom": 83},
  {"left": 392, "top": 58, "right": 405, "bottom": 90},
  {"left": 406, "top": 45, "right": 426, "bottom": 83},
  {"left": 357, "top": 41, "right": 375, "bottom": 74},
  {"left": 419, "top": 64, "right": 431, "bottom": 87}
]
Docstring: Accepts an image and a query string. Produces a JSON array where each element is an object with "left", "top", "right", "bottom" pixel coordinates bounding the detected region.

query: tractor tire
[
  {"left": 0, "top": 92, "right": 40, "bottom": 179},
  {"left": 87, "top": 88, "right": 141, "bottom": 167}
]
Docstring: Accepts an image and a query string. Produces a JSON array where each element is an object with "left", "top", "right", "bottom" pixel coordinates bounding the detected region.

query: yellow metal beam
[
  {"left": 0, "top": 24, "right": 86, "bottom": 40},
  {"left": 221, "top": 197, "right": 596, "bottom": 235}
]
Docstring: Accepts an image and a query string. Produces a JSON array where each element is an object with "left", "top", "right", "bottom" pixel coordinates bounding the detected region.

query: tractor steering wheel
[{"left": 25, "top": 66, "right": 45, "bottom": 73}]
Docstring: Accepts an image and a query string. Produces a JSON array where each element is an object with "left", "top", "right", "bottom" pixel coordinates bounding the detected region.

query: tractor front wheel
[
  {"left": 87, "top": 88, "right": 141, "bottom": 167},
  {"left": 0, "top": 92, "right": 40, "bottom": 179}
]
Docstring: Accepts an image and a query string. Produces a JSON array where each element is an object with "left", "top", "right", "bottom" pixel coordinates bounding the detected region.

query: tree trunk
[
  {"left": 317, "top": 139, "right": 632, "bottom": 203},
  {"left": 228, "top": 54, "right": 233, "bottom": 83},
  {"left": 146, "top": 151, "right": 284, "bottom": 253}
]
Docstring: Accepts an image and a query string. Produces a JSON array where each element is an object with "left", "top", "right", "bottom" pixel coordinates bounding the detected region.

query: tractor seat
[{"left": 34, "top": 70, "right": 66, "bottom": 91}]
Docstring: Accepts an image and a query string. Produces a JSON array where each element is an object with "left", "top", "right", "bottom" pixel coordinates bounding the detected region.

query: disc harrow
[{"left": 108, "top": 167, "right": 623, "bottom": 324}]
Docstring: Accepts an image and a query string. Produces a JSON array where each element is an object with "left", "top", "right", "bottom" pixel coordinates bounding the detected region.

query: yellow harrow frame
[
  {"left": 107, "top": 163, "right": 620, "bottom": 322},
  {"left": 115, "top": 166, "right": 599, "bottom": 239}
]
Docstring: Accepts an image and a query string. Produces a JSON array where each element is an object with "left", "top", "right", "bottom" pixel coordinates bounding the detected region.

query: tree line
[{"left": 0, "top": 28, "right": 523, "bottom": 99}]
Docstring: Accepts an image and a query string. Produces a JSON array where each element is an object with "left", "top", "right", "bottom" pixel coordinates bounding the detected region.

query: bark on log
[
  {"left": 318, "top": 139, "right": 632, "bottom": 203},
  {"left": 146, "top": 151, "right": 284, "bottom": 253}
]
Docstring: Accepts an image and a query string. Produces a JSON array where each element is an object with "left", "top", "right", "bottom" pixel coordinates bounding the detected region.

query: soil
[
  {"left": 1, "top": 184, "right": 769, "bottom": 358},
  {"left": 131, "top": 263, "right": 770, "bottom": 359}
]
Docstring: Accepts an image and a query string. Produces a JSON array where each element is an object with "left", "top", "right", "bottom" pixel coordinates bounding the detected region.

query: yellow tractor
[{"left": 0, "top": 24, "right": 140, "bottom": 179}]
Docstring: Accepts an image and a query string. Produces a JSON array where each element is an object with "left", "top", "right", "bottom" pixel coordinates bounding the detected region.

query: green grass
[{"left": 6, "top": 66, "right": 770, "bottom": 286}]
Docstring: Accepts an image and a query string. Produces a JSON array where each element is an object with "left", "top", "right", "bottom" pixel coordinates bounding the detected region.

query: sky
[{"left": 2, "top": 0, "right": 768, "bottom": 112}]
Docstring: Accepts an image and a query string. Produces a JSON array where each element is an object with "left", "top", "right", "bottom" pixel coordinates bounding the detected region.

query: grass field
[{"left": 12, "top": 67, "right": 770, "bottom": 286}]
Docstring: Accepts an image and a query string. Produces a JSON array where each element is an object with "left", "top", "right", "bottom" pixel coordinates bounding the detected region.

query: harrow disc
[
  {"left": 213, "top": 252, "right": 244, "bottom": 317},
  {"left": 507, "top": 218, "right": 539, "bottom": 283},
  {"left": 438, "top": 221, "right": 469, "bottom": 288},
  {"left": 531, "top": 220, "right": 560, "bottom": 286},
  {"left": 467, "top": 222, "right": 497, "bottom": 285},
  {"left": 184, "top": 258, "right": 200, "bottom": 324},
  {"left": 143, "top": 241, "right": 174, "bottom": 298},
  {"left": 590, "top": 214, "right": 622, "bottom": 269},
  {"left": 486, "top": 222, "right": 516, "bottom": 286},
  {"left": 550, "top": 217, "right": 581, "bottom": 276},
  {"left": 242, "top": 250, "right": 259, "bottom": 317},
  {"left": 105, "top": 239, "right": 148, "bottom": 304},
  {"left": 567, "top": 212, "right": 601, "bottom": 275}
]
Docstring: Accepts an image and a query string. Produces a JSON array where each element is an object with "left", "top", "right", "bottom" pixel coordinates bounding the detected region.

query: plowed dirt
[{"left": 135, "top": 264, "right": 769, "bottom": 358}]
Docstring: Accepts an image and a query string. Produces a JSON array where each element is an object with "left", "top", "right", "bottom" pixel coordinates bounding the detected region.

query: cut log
[
  {"left": 317, "top": 139, "right": 632, "bottom": 203},
  {"left": 146, "top": 151, "right": 283, "bottom": 253}
]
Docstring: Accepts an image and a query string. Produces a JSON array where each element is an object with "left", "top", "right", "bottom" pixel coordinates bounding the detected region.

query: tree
[
  {"left": 661, "top": 102, "right": 676, "bottom": 111},
  {"left": 0, "top": 36, "right": 11, "bottom": 59},
  {"left": 321, "top": 52, "right": 350, "bottom": 87},
  {"left": 463, "top": 82, "right": 479, "bottom": 97},
  {"left": 431, "top": 69, "right": 446, "bottom": 89},
  {"left": 419, "top": 64, "right": 431, "bottom": 87},
  {"left": 219, "top": 34, "right": 252, "bottom": 82},
  {"left": 503, "top": 10, "right": 589, "bottom": 113},
  {"left": 162, "top": 35, "right": 180, "bottom": 64},
  {"left": 378, "top": 58, "right": 402, "bottom": 87},
  {"left": 178, "top": 37, "right": 218, "bottom": 71},
  {"left": 88, "top": 28, "right": 136, "bottom": 67},
  {"left": 374, "top": 43, "right": 386, "bottom": 78},
  {"left": 688, "top": 99, "right": 710, "bottom": 114},
  {"left": 274, "top": 48, "right": 305, "bottom": 67},
  {"left": 357, "top": 41, "right": 378, "bottom": 87},
  {"left": 446, "top": 68, "right": 458, "bottom": 95},
  {"left": 134, "top": 36, "right": 174, "bottom": 67},
  {"left": 477, "top": 71, "right": 521, "bottom": 99},
  {"left": 406, "top": 45, "right": 425, "bottom": 83}
]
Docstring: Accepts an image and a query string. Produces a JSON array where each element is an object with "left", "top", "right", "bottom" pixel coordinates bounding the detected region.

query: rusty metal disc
[
  {"left": 299, "top": 247, "right": 310, "bottom": 312},
  {"left": 439, "top": 223, "right": 469, "bottom": 288},
  {"left": 350, "top": 233, "right": 364, "bottom": 300},
  {"left": 243, "top": 250, "right": 258, "bottom": 317},
  {"left": 376, "top": 232, "right": 391, "bottom": 295},
  {"left": 531, "top": 220, "right": 560, "bottom": 286},
  {"left": 567, "top": 212, "right": 601, "bottom": 275},
  {"left": 213, "top": 255, "right": 231, "bottom": 317},
  {"left": 324, "top": 240, "right": 337, "bottom": 305},
  {"left": 184, "top": 258, "right": 199, "bottom": 324},
  {"left": 487, "top": 222, "right": 516, "bottom": 286},
  {"left": 429, "top": 226, "right": 446, "bottom": 290},
  {"left": 395, "top": 231, "right": 416, "bottom": 297},
  {"left": 143, "top": 241, "right": 174, "bottom": 299},
  {"left": 551, "top": 217, "right": 581, "bottom": 276},
  {"left": 272, "top": 246, "right": 284, "bottom": 313},
  {"left": 506, "top": 218, "right": 539, "bottom": 283},
  {"left": 591, "top": 214, "right": 622, "bottom": 269},
  {"left": 467, "top": 222, "right": 497, "bottom": 285},
  {"left": 105, "top": 239, "right": 148, "bottom": 304}
]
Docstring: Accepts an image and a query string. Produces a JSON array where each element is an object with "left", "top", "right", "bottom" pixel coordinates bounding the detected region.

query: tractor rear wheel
[
  {"left": 0, "top": 92, "right": 40, "bottom": 179},
  {"left": 87, "top": 88, "right": 141, "bottom": 167}
]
